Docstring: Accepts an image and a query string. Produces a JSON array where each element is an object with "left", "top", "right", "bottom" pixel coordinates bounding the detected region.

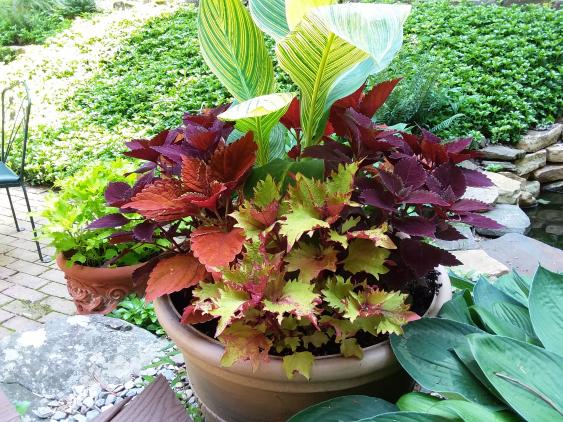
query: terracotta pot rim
[
  {"left": 56, "top": 253, "right": 145, "bottom": 275},
  {"left": 155, "top": 265, "right": 452, "bottom": 383}
]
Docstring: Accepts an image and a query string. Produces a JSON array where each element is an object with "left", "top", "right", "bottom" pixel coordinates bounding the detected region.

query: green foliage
[
  {"left": 376, "top": 0, "right": 562, "bottom": 143},
  {"left": 109, "top": 294, "right": 164, "bottom": 336},
  {"left": 0, "top": 0, "right": 94, "bottom": 47},
  {"left": 39, "top": 159, "right": 160, "bottom": 267}
]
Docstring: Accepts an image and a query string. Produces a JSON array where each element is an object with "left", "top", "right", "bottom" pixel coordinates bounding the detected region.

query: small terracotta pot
[
  {"left": 155, "top": 267, "right": 452, "bottom": 422},
  {"left": 56, "top": 254, "right": 145, "bottom": 315}
]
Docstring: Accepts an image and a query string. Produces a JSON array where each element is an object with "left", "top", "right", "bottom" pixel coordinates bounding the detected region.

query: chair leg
[
  {"left": 5, "top": 187, "right": 21, "bottom": 232},
  {"left": 21, "top": 185, "right": 48, "bottom": 263}
]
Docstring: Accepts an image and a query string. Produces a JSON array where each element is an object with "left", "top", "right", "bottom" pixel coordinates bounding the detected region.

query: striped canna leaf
[
  {"left": 276, "top": 3, "right": 411, "bottom": 147},
  {"left": 198, "top": 0, "right": 274, "bottom": 102},
  {"left": 249, "top": 0, "right": 289, "bottom": 41},
  {"left": 285, "top": 0, "right": 337, "bottom": 31},
  {"left": 218, "top": 93, "right": 295, "bottom": 165}
]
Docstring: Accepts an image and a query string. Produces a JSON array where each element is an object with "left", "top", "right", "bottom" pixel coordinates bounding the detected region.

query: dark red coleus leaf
[
  {"left": 145, "top": 254, "right": 207, "bottom": 302},
  {"left": 459, "top": 213, "right": 503, "bottom": 229},
  {"left": 209, "top": 133, "right": 257, "bottom": 188},
  {"left": 359, "top": 78, "right": 402, "bottom": 117},
  {"left": 392, "top": 216, "right": 436, "bottom": 238},
  {"left": 450, "top": 199, "right": 491, "bottom": 213},
  {"left": 378, "top": 170, "right": 403, "bottom": 193},
  {"left": 401, "top": 190, "right": 450, "bottom": 206},
  {"left": 124, "top": 130, "right": 171, "bottom": 162},
  {"left": 361, "top": 186, "right": 396, "bottom": 212},
  {"left": 394, "top": 157, "right": 426, "bottom": 190},
  {"left": 280, "top": 97, "right": 301, "bottom": 130},
  {"left": 108, "top": 231, "right": 135, "bottom": 244},
  {"left": 190, "top": 226, "right": 246, "bottom": 270},
  {"left": 461, "top": 168, "right": 494, "bottom": 188},
  {"left": 88, "top": 213, "right": 129, "bottom": 229},
  {"left": 400, "top": 238, "right": 461, "bottom": 278},
  {"left": 433, "top": 163, "right": 467, "bottom": 199},
  {"left": 435, "top": 223, "right": 466, "bottom": 241},
  {"left": 181, "top": 305, "right": 214, "bottom": 325},
  {"left": 105, "top": 182, "right": 133, "bottom": 207},
  {"left": 183, "top": 104, "right": 231, "bottom": 129},
  {"left": 133, "top": 221, "right": 157, "bottom": 242}
]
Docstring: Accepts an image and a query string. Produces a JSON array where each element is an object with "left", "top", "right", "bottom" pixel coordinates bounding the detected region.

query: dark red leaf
[
  {"left": 210, "top": 133, "right": 257, "bottom": 188},
  {"left": 394, "top": 157, "right": 426, "bottom": 189},
  {"left": 133, "top": 221, "right": 157, "bottom": 242},
  {"left": 105, "top": 182, "right": 133, "bottom": 207},
  {"left": 461, "top": 168, "right": 494, "bottom": 188},
  {"left": 108, "top": 231, "right": 135, "bottom": 244},
  {"left": 401, "top": 190, "right": 450, "bottom": 206},
  {"left": 459, "top": 213, "right": 503, "bottom": 229},
  {"left": 280, "top": 97, "right": 301, "bottom": 130},
  {"left": 435, "top": 223, "right": 466, "bottom": 241},
  {"left": 434, "top": 163, "right": 467, "bottom": 198},
  {"left": 379, "top": 170, "right": 403, "bottom": 194},
  {"left": 445, "top": 137, "right": 472, "bottom": 153},
  {"left": 400, "top": 239, "right": 461, "bottom": 278},
  {"left": 361, "top": 186, "right": 396, "bottom": 212},
  {"left": 392, "top": 216, "right": 436, "bottom": 238},
  {"left": 181, "top": 305, "right": 214, "bottom": 325},
  {"left": 88, "top": 214, "right": 129, "bottom": 229},
  {"left": 359, "top": 78, "right": 402, "bottom": 117},
  {"left": 450, "top": 199, "right": 491, "bottom": 213}
]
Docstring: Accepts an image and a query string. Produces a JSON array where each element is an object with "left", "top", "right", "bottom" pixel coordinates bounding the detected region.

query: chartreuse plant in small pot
[
  {"left": 40, "top": 159, "right": 162, "bottom": 314},
  {"left": 290, "top": 267, "right": 563, "bottom": 422},
  {"left": 93, "top": 0, "right": 502, "bottom": 420}
]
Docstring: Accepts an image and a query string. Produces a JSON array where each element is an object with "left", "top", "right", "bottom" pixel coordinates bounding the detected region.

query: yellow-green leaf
[
  {"left": 285, "top": 242, "right": 338, "bottom": 282},
  {"left": 285, "top": 0, "right": 337, "bottom": 30},
  {"left": 343, "top": 239, "right": 390, "bottom": 279},
  {"left": 283, "top": 351, "right": 315, "bottom": 380},
  {"left": 340, "top": 338, "right": 363, "bottom": 359}
]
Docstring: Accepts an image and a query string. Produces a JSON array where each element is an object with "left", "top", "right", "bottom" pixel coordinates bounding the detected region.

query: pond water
[{"left": 524, "top": 192, "right": 563, "bottom": 250}]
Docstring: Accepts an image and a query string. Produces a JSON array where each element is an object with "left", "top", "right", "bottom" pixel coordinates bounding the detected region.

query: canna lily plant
[{"left": 93, "top": 0, "right": 502, "bottom": 379}]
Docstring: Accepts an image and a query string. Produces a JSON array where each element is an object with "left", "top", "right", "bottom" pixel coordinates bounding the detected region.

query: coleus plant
[{"left": 92, "top": 0, "right": 502, "bottom": 379}]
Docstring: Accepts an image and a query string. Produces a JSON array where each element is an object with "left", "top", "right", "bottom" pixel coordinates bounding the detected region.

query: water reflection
[{"left": 524, "top": 193, "right": 563, "bottom": 250}]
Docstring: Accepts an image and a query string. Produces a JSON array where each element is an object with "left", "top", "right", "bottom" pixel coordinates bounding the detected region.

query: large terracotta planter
[
  {"left": 56, "top": 254, "right": 145, "bottom": 315},
  {"left": 155, "top": 267, "right": 452, "bottom": 422}
]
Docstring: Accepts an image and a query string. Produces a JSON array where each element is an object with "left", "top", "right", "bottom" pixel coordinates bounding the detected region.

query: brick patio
[{"left": 0, "top": 186, "right": 75, "bottom": 339}]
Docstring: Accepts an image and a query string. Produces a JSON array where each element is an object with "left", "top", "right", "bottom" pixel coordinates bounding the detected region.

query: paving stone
[
  {"left": 0, "top": 293, "right": 13, "bottom": 306},
  {"left": 0, "top": 279, "right": 13, "bottom": 291},
  {"left": 41, "top": 268, "right": 66, "bottom": 284},
  {"left": 39, "top": 282, "right": 71, "bottom": 299},
  {"left": 41, "top": 296, "right": 76, "bottom": 315},
  {"left": 481, "top": 233, "right": 563, "bottom": 276},
  {"left": 0, "top": 255, "right": 16, "bottom": 266},
  {"left": 0, "top": 267, "right": 17, "bottom": 280},
  {"left": 2, "top": 299, "right": 52, "bottom": 320},
  {"left": 38, "top": 311, "right": 67, "bottom": 323},
  {"left": 0, "top": 326, "right": 13, "bottom": 339},
  {"left": 0, "top": 244, "right": 14, "bottom": 254},
  {"left": 3, "top": 284, "right": 47, "bottom": 302},
  {"left": 5, "top": 247, "right": 42, "bottom": 263},
  {"left": 2, "top": 315, "right": 42, "bottom": 331},
  {"left": 452, "top": 249, "right": 510, "bottom": 278},
  {"left": 0, "top": 309, "right": 14, "bottom": 323},
  {"left": 6, "top": 259, "right": 47, "bottom": 276},
  {"left": 9, "top": 272, "right": 50, "bottom": 289}
]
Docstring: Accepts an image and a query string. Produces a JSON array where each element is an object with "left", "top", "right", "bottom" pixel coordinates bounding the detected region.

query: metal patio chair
[{"left": 1, "top": 81, "right": 46, "bottom": 262}]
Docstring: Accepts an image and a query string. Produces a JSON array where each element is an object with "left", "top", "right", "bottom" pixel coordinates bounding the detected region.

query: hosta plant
[
  {"left": 290, "top": 267, "right": 563, "bottom": 421},
  {"left": 93, "top": 0, "right": 501, "bottom": 379}
]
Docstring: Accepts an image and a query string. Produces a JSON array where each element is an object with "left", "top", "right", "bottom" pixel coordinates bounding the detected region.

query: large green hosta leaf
[
  {"left": 199, "top": 0, "right": 274, "bottom": 102},
  {"left": 390, "top": 318, "right": 500, "bottom": 407},
  {"left": 218, "top": 93, "right": 294, "bottom": 164},
  {"left": 529, "top": 266, "right": 563, "bottom": 355},
  {"left": 276, "top": 4, "right": 410, "bottom": 147},
  {"left": 468, "top": 334, "right": 563, "bottom": 421}
]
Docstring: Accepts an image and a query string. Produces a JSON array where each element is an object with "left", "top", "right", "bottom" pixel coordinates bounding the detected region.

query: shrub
[{"left": 376, "top": 0, "right": 563, "bottom": 143}]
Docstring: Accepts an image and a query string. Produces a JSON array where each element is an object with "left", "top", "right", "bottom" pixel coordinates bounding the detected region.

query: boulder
[
  {"left": 533, "top": 164, "right": 563, "bottom": 183},
  {"left": 513, "top": 150, "right": 547, "bottom": 176},
  {"left": 481, "top": 233, "right": 563, "bottom": 276},
  {"left": 518, "top": 191, "right": 537, "bottom": 208},
  {"left": 451, "top": 249, "right": 509, "bottom": 278},
  {"left": 545, "top": 225, "right": 563, "bottom": 236},
  {"left": 462, "top": 186, "right": 499, "bottom": 206},
  {"left": 499, "top": 172, "right": 527, "bottom": 188},
  {"left": 515, "top": 123, "right": 562, "bottom": 153},
  {"left": 482, "top": 161, "right": 517, "bottom": 172},
  {"left": 484, "top": 171, "right": 522, "bottom": 204},
  {"left": 476, "top": 204, "right": 531, "bottom": 237},
  {"left": 0, "top": 315, "right": 165, "bottom": 414},
  {"left": 524, "top": 180, "right": 541, "bottom": 197},
  {"left": 546, "top": 143, "right": 563, "bottom": 163},
  {"left": 479, "top": 145, "right": 525, "bottom": 161},
  {"left": 434, "top": 224, "right": 478, "bottom": 251},
  {"left": 542, "top": 180, "right": 563, "bottom": 193}
]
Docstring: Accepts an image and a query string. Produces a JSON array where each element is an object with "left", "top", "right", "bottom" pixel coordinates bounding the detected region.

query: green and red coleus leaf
[
  {"left": 285, "top": 242, "right": 338, "bottom": 282},
  {"left": 219, "top": 322, "right": 272, "bottom": 372}
]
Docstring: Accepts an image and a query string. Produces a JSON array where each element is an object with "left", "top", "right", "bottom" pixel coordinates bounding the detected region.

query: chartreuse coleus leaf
[
  {"left": 354, "top": 289, "right": 416, "bottom": 335},
  {"left": 302, "top": 331, "right": 330, "bottom": 348},
  {"left": 340, "top": 338, "right": 363, "bottom": 359},
  {"left": 341, "top": 216, "right": 361, "bottom": 233},
  {"left": 219, "top": 322, "right": 272, "bottom": 371},
  {"left": 348, "top": 223, "right": 397, "bottom": 250},
  {"left": 280, "top": 205, "right": 329, "bottom": 250},
  {"left": 263, "top": 279, "right": 320, "bottom": 323},
  {"left": 322, "top": 276, "right": 359, "bottom": 321},
  {"left": 253, "top": 174, "right": 281, "bottom": 208},
  {"left": 283, "top": 351, "right": 315, "bottom": 380},
  {"left": 276, "top": 4, "right": 410, "bottom": 146},
  {"left": 210, "top": 288, "right": 249, "bottom": 336},
  {"left": 198, "top": 0, "right": 274, "bottom": 102},
  {"left": 285, "top": 242, "right": 338, "bottom": 282},
  {"left": 343, "top": 239, "right": 390, "bottom": 279},
  {"left": 218, "top": 93, "right": 295, "bottom": 165}
]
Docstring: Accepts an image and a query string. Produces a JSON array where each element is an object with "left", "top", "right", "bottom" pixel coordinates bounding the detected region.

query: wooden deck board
[{"left": 0, "top": 387, "right": 20, "bottom": 422}]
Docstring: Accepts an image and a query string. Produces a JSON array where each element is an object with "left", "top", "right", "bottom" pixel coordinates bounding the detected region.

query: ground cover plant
[
  {"left": 290, "top": 267, "right": 563, "bottom": 421},
  {"left": 376, "top": 0, "right": 563, "bottom": 143},
  {"left": 0, "top": 0, "right": 95, "bottom": 49},
  {"left": 88, "top": 0, "right": 504, "bottom": 381},
  {"left": 109, "top": 294, "right": 164, "bottom": 335}
]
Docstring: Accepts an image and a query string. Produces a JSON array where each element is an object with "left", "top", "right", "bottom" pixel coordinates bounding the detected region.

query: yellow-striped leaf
[
  {"left": 249, "top": 0, "right": 289, "bottom": 40},
  {"left": 199, "top": 0, "right": 274, "bottom": 102},
  {"left": 219, "top": 93, "right": 295, "bottom": 164},
  {"left": 285, "top": 0, "right": 337, "bottom": 30}
]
